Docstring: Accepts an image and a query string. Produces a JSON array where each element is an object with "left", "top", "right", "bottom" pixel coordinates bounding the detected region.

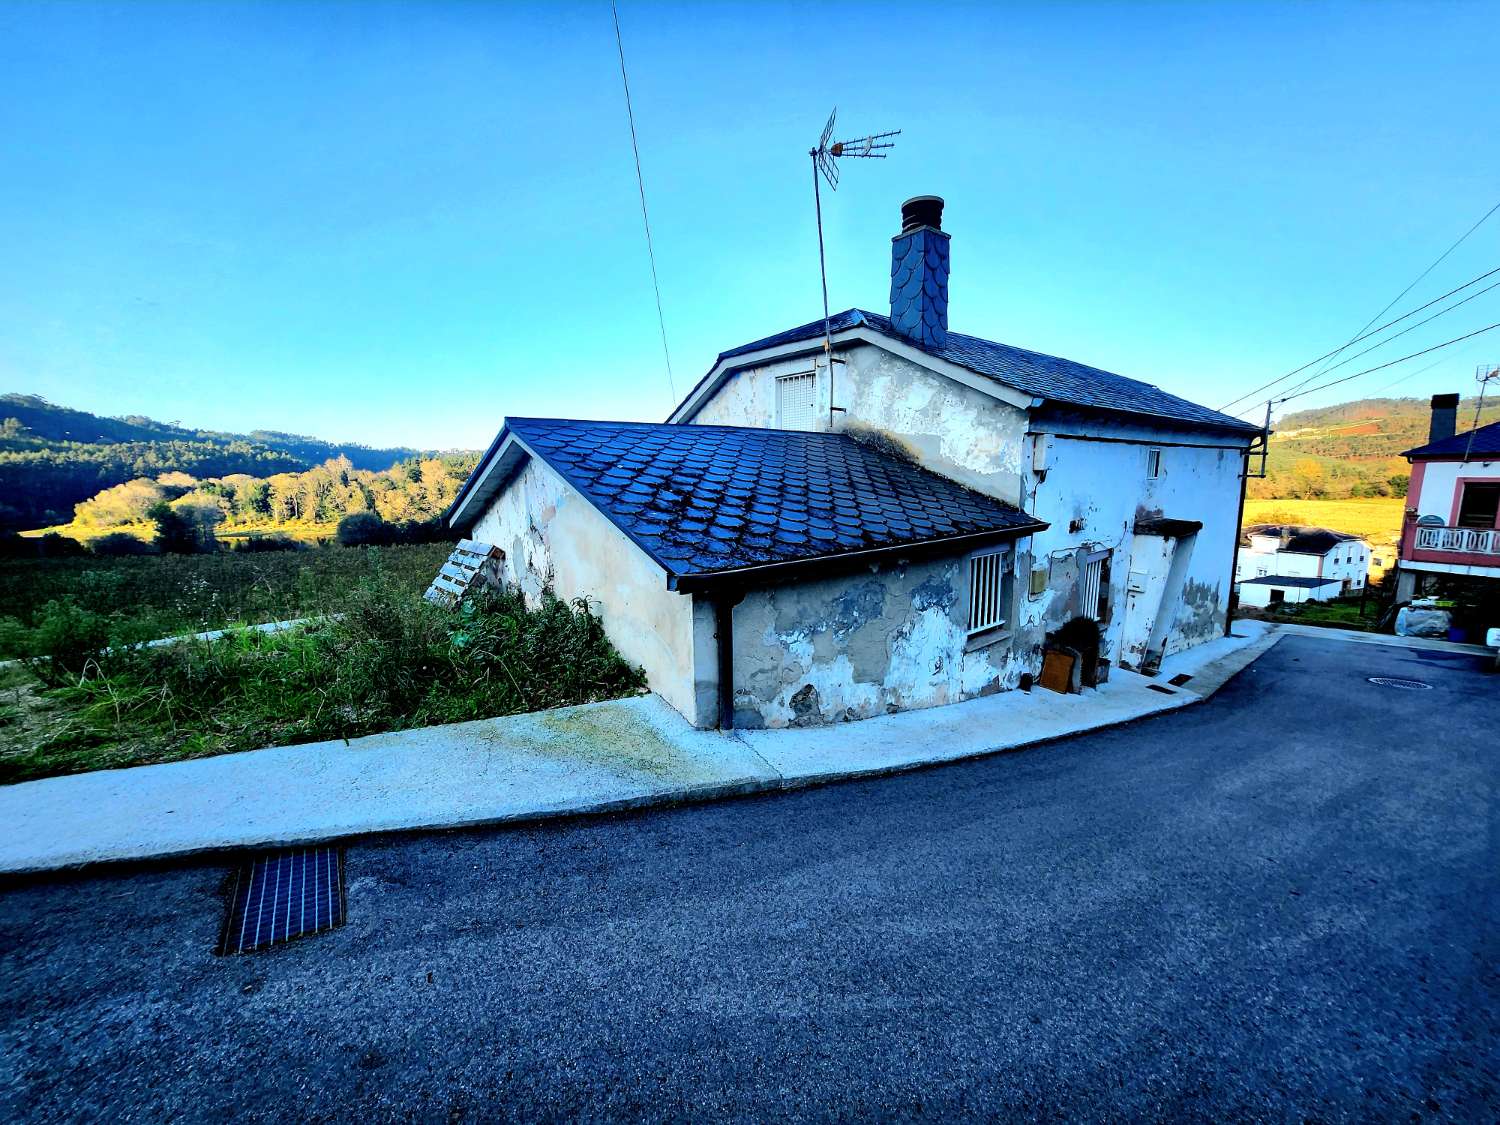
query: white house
[
  {"left": 448, "top": 196, "right": 1260, "bottom": 729},
  {"left": 1236, "top": 575, "right": 1343, "bottom": 609},
  {"left": 1235, "top": 524, "right": 1370, "bottom": 602},
  {"left": 1395, "top": 394, "right": 1500, "bottom": 601}
]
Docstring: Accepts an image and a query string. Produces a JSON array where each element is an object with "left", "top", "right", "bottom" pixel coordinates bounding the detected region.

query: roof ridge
[{"left": 509, "top": 416, "right": 853, "bottom": 437}]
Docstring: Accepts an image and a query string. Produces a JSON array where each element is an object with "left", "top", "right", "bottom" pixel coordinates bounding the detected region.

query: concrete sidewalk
[{"left": 0, "top": 621, "right": 1279, "bottom": 875}]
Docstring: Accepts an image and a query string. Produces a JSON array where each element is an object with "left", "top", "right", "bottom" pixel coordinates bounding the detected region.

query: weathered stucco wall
[
  {"left": 1020, "top": 430, "right": 1243, "bottom": 669},
  {"left": 725, "top": 554, "right": 1015, "bottom": 729},
  {"left": 690, "top": 353, "right": 824, "bottom": 429},
  {"left": 689, "top": 343, "right": 1030, "bottom": 504},
  {"left": 469, "top": 459, "right": 708, "bottom": 725}
]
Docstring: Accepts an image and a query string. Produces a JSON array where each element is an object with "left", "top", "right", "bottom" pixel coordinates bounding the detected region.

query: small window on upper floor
[
  {"left": 775, "top": 372, "right": 818, "bottom": 432},
  {"left": 1146, "top": 448, "right": 1163, "bottom": 479}
]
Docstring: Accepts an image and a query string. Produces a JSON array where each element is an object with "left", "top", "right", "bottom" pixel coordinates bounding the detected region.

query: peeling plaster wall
[
  {"left": 691, "top": 354, "right": 824, "bottom": 429},
  {"left": 690, "top": 343, "right": 1029, "bottom": 504},
  {"left": 726, "top": 555, "right": 1013, "bottom": 729},
  {"left": 469, "top": 459, "right": 707, "bottom": 725},
  {"left": 1020, "top": 432, "right": 1243, "bottom": 668}
]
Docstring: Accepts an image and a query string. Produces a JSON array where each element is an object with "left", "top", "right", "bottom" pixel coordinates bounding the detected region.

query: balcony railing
[{"left": 1415, "top": 526, "right": 1500, "bottom": 554}]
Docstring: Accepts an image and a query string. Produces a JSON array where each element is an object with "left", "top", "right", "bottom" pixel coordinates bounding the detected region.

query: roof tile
[{"left": 506, "top": 418, "right": 1044, "bottom": 585}]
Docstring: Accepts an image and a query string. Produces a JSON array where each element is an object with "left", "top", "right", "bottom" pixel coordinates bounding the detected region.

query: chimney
[
  {"left": 1428, "top": 393, "right": 1459, "bottom": 444},
  {"left": 889, "top": 195, "right": 950, "bottom": 349}
]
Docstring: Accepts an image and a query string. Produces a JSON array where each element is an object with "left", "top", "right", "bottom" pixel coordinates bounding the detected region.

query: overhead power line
[
  {"left": 1218, "top": 263, "right": 1500, "bottom": 411},
  {"left": 1274, "top": 275, "right": 1500, "bottom": 393},
  {"left": 1370, "top": 354, "right": 1447, "bottom": 395},
  {"left": 1274, "top": 322, "right": 1500, "bottom": 406},
  {"left": 1287, "top": 198, "right": 1500, "bottom": 395},
  {"left": 611, "top": 0, "right": 675, "bottom": 403}
]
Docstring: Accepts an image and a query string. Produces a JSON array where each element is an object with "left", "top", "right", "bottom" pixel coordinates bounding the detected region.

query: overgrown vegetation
[
  {"left": 0, "top": 542, "right": 452, "bottom": 658},
  {"left": 0, "top": 575, "right": 645, "bottom": 785}
]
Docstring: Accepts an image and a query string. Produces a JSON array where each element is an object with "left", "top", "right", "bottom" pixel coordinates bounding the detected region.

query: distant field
[{"left": 1242, "top": 497, "right": 1405, "bottom": 574}]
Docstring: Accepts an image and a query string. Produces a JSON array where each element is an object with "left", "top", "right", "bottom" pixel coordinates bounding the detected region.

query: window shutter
[{"left": 776, "top": 373, "right": 818, "bottom": 432}]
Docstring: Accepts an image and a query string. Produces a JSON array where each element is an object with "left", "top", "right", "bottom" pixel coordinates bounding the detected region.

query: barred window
[{"left": 968, "top": 545, "right": 1012, "bottom": 634}]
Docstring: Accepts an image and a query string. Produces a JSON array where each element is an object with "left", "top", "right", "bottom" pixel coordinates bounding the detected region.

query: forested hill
[
  {"left": 1275, "top": 396, "right": 1500, "bottom": 456},
  {"left": 1248, "top": 394, "right": 1500, "bottom": 499},
  {"left": 0, "top": 393, "right": 424, "bottom": 529}
]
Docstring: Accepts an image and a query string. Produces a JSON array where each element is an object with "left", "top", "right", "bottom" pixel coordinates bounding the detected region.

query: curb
[{"left": 0, "top": 626, "right": 1284, "bottom": 880}]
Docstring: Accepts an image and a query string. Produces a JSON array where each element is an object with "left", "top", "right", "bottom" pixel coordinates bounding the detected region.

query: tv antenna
[
  {"left": 1464, "top": 361, "right": 1499, "bottom": 461},
  {"left": 809, "top": 109, "right": 899, "bottom": 385}
]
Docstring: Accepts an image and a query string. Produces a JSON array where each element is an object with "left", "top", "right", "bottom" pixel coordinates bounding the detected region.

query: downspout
[
  {"left": 713, "top": 591, "right": 744, "bottom": 730},
  {"left": 1226, "top": 456, "right": 1249, "bottom": 638}
]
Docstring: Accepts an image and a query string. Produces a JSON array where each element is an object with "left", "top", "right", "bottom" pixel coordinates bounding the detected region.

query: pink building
[{"left": 1395, "top": 393, "right": 1500, "bottom": 602}]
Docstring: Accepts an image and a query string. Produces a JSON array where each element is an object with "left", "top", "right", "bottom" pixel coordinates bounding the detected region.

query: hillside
[
  {"left": 0, "top": 394, "right": 425, "bottom": 529},
  {"left": 1246, "top": 394, "right": 1500, "bottom": 500}
]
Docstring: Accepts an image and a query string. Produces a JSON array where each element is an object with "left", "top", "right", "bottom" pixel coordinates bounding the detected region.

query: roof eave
[{"left": 669, "top": 520, "right": 1049, "bottom": 594}]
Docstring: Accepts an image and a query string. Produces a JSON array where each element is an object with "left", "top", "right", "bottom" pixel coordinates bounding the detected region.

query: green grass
[
  {"left": 1255, "top": 594, "right": 1383, "bottom": 632},
  {"left": 0, "top": 542, "right": 451, "bottom": 658},
  {"left": 0, "top": 577, "right": 646, "bottom": 785}
]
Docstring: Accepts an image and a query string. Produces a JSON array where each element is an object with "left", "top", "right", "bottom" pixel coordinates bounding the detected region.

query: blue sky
[{"left": 1, "top": 0, "right": 1497, "bottom": 450}]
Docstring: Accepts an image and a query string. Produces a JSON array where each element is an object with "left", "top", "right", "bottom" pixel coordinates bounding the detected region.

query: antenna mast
[{"left": 809, "top": 109, "right": 899, "bottom": 422}]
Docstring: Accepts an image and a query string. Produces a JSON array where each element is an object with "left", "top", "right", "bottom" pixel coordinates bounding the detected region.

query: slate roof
[
  {"left": 500, "top": 418, "right": 1046, "bottom": 590},
  {"left": 1402, "top": 419, "right": 1500, "bottom": 459},
  {"left": 1242, "top": 525, "right": 1361, "bottom": 554},
  {"left": 713, "top": 308, "right": 1260, "bottom": 435},
  {"left": 1240, "top": 575, "right": 1341, "bottom": 589}
]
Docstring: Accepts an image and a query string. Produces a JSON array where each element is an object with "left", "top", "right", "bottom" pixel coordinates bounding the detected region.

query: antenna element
[{"left": 808, "top": 109, "right": 900, "bottom": 423}]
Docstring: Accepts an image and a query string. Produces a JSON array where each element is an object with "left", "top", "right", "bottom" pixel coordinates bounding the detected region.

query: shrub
[
  {"left": 37, "top": 533, "right": 86, "bottom": 558},
  {"left": 91, "top": 532, "right": 157, "bottom": 557},
  {"left": 27, "top": 599, "right": 113, "bottom": 681},
  {"left": 336, "top": 511, "right": 393, "bottom": 547},
  {"left": 230, "top": 534, "right": 303, "bottom": 553}
]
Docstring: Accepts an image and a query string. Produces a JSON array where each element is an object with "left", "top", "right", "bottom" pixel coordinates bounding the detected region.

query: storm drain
[
  {"left": 1367, "top": 676, "right": 1433, "bottom": 691},
  {"left": 1168, "top": 673, "right": 1194, "bottom": 687},
  {"left": 219, "top": 847, "right": 345, "bottom": 955},
  {"left": 1147, "top": 684, "right": 1176, "bottom": 695}
]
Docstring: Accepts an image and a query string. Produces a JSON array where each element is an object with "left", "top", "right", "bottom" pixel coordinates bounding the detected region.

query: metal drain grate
[
  {"left": 1148, "top": 684, "right": 1176, "bottom": 695},
  {"left": 1168, "top": 673, "right": 1194, "bottom": 686},
  {"left": 219, "top": 847, "right": 345, "bottom": 954},
  {"left": 1366, "top": 676, "right": 1433, "bottom": 691}
]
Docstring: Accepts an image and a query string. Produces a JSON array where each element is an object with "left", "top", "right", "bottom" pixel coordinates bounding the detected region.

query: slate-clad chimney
[
  {"left": 1429, "top": 392, "right": 1459, "bottom": 444},
  {"left": 890, "top": 195, "right": 950, "bottom": 349}
]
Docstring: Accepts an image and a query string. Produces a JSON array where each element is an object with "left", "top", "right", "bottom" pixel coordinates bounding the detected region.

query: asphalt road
[{"left": 2, "top": 633, "right": 1496, "bottom": 1122}]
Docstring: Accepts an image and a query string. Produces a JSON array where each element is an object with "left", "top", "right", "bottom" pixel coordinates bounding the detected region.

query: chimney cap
[
  {"left": 900, "top": 195, "right": 945, "bottom": 234},
  {"left": 1430, "top": 393, "right": 1460, "bottom": 408}
]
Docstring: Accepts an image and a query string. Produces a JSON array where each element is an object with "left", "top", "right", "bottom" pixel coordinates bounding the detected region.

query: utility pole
[{"left": 1226, "top": 400, "right": 1273, "bottom": 637}]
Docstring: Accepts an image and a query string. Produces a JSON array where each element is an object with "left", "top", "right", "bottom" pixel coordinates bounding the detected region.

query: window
[
  {"left": 967, "top": 545, "right": 1012, "bottom": 634},
  {"left": 1457, "top": 482, "right": 1500, "bottom": 529},
  {"left": 1081, "top": 550, "right": 1111, "bottom": 621},
  {"left": 1146, "top": 448, "right": 1163, "bottom": 478},
  {"left": 775, "top": 372, "right": 818, "bottom": 431}
]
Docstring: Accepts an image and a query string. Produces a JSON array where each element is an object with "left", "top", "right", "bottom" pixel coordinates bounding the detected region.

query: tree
[
  {"left": 1388, "top": 473, "right": 1409, "bottom": 498},
  {"left": 91, "top": 532, "right": 156, "bottom": 556},
  {"left": 171, "top": 493, "right": 226, "bottom": 546},
  {"left": 149, "top": 501, "right": 198, "bottom": 554},
  {"left": 1289, "top": 458, "right": 1326, "bottom": 499}
]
